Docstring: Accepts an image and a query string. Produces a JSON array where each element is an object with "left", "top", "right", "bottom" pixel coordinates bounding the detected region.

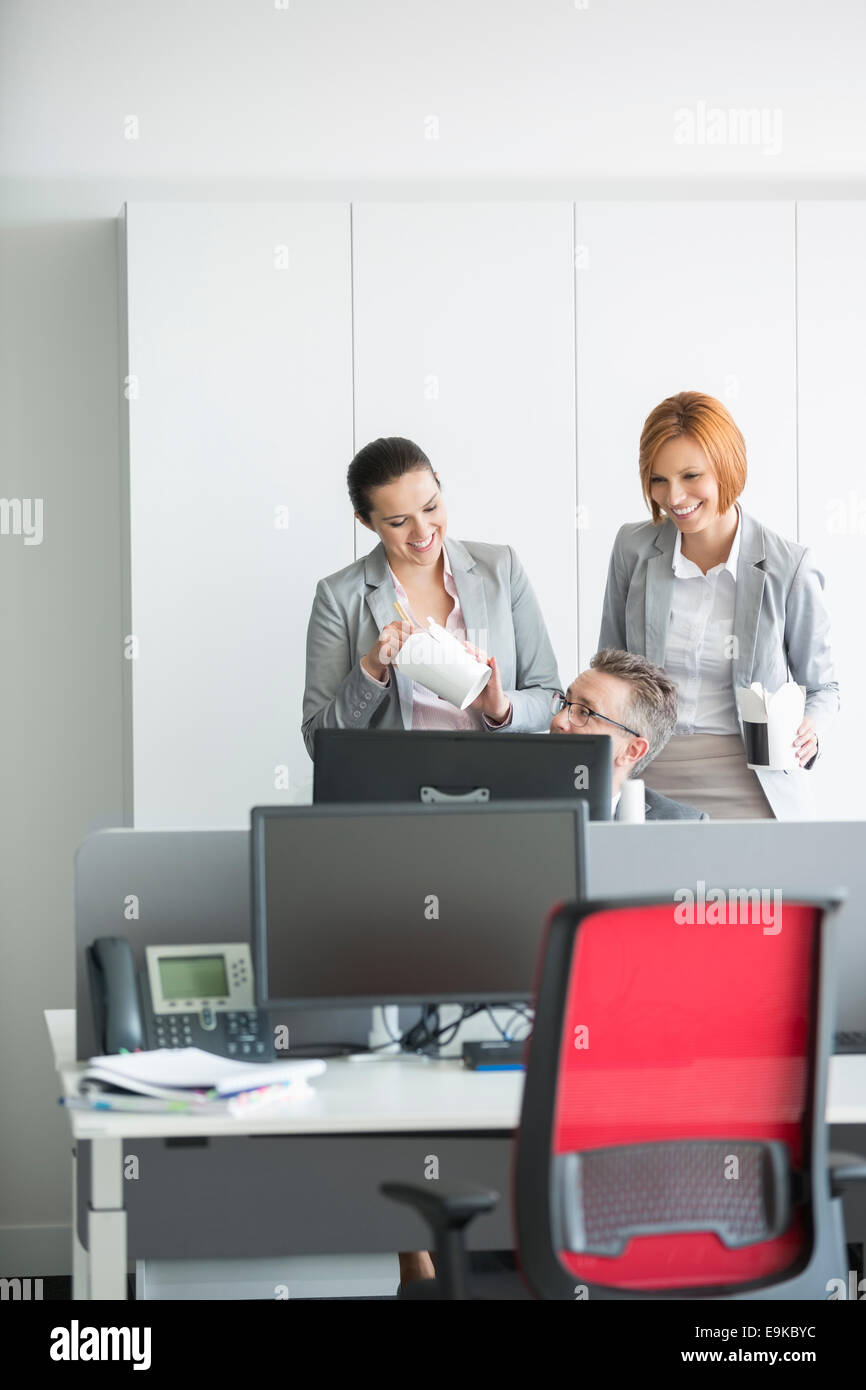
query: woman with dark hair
[{"left": 302, "top": 437, "right": 560, "bottom": 757}]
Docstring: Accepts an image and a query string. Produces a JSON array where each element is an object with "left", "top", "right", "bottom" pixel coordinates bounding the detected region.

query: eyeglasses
[{"left": 550, "top": 692, "right": 641, "bottom": 739}]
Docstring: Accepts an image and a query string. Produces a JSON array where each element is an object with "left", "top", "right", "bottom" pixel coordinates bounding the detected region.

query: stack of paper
[{"left": 80, "top": 1047, "right": 326, "bottom": 1103}]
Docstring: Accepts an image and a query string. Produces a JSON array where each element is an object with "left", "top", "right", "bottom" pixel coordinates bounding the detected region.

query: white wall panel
[
  {"left": 797, "top": 203, "right": 866, "bottom": 820},
  {"left": 124, "top": 203, "right": 353, "bottom": 825},
  {"left": 575, "top": 202, "right": 797, "bottom": 673},
  {"left": 352, "top": 202, "right": 577, "bottom": 691},
  {"left": 122, "top": 199, "right": 855, "bottom": 827}
]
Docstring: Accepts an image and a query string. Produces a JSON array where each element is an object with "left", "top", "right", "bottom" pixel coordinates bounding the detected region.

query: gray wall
[{"left": 3, "top": 0, "right": 866, "bottom": 1274}]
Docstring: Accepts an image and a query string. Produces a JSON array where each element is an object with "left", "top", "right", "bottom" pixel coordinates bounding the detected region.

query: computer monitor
[
  {"left": 251, "top": 800, "right": 588, "bottom": 1008},
  {"left": 313, "top": 729, "right": 613, "bottom": 821}
]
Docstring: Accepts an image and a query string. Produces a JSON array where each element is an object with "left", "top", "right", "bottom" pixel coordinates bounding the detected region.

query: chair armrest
[
  {"left": 381, "top": 1180, "right": 499, "bottom": 1232},
  {"left": 828, "top": 1151, "right": 866, "bottom": 1196},
  {"left": 381, "top": 1181, "right": 500, "bottom": 1300}
]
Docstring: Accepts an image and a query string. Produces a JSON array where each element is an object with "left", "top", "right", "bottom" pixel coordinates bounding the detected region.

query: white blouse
[{"left": 663, "top": 506, "right": 742, "bottom": 736}]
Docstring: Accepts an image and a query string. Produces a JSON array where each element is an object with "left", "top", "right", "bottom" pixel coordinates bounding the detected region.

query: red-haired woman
[{"left": 598, "top": 391, "right": 838, "bottom": 820}]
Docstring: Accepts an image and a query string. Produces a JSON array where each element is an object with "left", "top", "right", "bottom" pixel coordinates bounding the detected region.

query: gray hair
[{"left": 588, "top": 648, "right": 679, "bottom": 777}]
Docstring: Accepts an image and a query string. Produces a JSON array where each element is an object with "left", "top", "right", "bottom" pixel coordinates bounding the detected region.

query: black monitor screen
[
  {"left": 252, "top": 803, "right": 586, "bottom": 1007},
  {"left": 313, "top": 730, "right": 613, "bottom": 821}
]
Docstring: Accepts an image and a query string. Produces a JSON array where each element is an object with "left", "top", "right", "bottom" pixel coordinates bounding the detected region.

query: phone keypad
[
  {"left": 154, "top": 1014, "right": 195, "bottom": 1048},
  {"left": 153, "top": 1010, "right": 269, "bottom": 1058},
  {"left": 226, "top": 1011, "right": 267, "bottom": 1057}
]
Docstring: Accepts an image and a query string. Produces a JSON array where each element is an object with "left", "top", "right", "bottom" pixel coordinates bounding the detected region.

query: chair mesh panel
[
  {"left": 551, "top": 901, "right": 817, "bottom": 1290},
  {"left": 556, "top": 1140, "right": 788, "bottom": 1257}
]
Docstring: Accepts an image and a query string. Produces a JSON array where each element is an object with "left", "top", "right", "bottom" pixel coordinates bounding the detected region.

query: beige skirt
[{"left": 640, "top": 733, "right": 775, "bottom": 821}]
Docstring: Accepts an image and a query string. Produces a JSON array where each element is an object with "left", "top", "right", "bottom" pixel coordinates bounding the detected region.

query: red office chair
[{"left": 384, "top": 894, "right": 866, "bottom": 1299}]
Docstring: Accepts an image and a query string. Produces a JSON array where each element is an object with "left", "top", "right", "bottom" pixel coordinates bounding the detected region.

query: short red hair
[{"left": 639, "top": 391, "right": 747, "bottom": 525}]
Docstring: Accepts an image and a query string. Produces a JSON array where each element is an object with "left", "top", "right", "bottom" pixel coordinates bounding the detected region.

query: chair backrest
[{"left": 515, "top": 894, "right": 841, "bottom": 1298}]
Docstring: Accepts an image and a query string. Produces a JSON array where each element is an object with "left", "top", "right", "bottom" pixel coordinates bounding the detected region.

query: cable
[
  {"left": 300, "top": 1000, "right": 534, "bottom": 1057},
  {"left": 502, "top": 1005, "right": 534, "bottom": 1041},
  {"left": 402, "top": 1004, "right": 444, "bottom": 1053},
  {"left": 484, "top": 1005, "right": 512, "bottom": 1041},
  {"left": 435, "top": 1004, "right": 482, "bottom": 1048},
  {"left": 484, "top": 1003, "right": 533, "bottom": 1043}
]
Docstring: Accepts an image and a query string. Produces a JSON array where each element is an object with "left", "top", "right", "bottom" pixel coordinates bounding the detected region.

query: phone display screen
[{"left": 157, "top": 955, "right": 229, "bottom": 1000}]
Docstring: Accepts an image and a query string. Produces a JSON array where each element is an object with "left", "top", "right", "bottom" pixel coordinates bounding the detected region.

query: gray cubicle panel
[
  {"left": 73, "top": 820, "right": 866, "bottom": 1059},
  {"left": 586, "top": 819, "right": 866, "bottom": 1030},
  {"left": 74, "top": 828, "right": 372, "bottom": 1060}
]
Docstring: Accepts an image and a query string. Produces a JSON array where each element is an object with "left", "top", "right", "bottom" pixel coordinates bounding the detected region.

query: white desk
[
  {"left": 47, "top": 1009, "right": 866, "bottom": 1300},
  {"left": 49, "top": 1010, "right": 522, "bottom": 1140},
  {"left": 49, "top": 1010, "right": 522, "bottom": 1298}
]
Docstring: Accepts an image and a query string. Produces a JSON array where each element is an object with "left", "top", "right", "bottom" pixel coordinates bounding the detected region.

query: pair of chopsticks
[
  {"left": 397, "top": 596, "right": 438, "bottom": 629},
  {"left": 394, "top": 600, "right": 440, "bottom": 639},
  {"left": 393, "top": 599, "right": 413, "bottom": 627}
]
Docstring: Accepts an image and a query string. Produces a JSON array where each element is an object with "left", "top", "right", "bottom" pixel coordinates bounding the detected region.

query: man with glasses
[{"left": 550, "top": 649, "right": 708, "bottom": 821}]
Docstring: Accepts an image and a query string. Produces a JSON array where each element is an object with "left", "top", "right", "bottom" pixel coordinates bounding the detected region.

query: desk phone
[{"left": 87, "top": 937, "right": 273, "bottom": 1060}]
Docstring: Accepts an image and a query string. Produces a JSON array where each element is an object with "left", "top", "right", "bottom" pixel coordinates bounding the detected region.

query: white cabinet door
[
  {"left": 797, "top": 203, "right": 866, "bottom": 820},
  {"left": 352, "top": 202, "right": 577, "bottom": 691},
  {"left": 575, "top": 202, "right": 797, "bottom": 670},
  {"left": 123, "top": 203, "right": 353, "bottom": 826}
]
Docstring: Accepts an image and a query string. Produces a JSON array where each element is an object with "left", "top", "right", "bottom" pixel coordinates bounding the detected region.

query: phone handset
[{"left": 87, "top": 936, "right": 147, "bottom": 1054}]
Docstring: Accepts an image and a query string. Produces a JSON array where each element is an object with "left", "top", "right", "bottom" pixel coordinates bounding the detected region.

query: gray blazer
[
  {"left": 302, "top": 536, "right": 561, "bottom": 759},
  {"left": 614, "top": 786, "right": 708, "bottom": 822},
  {"left": 598, "top": 507, "right": 839, "bottom": 820}
]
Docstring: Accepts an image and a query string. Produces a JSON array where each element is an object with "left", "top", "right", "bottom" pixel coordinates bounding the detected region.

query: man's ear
[{"left": 620, "top": 736, "right": 649, "bottom": 770}]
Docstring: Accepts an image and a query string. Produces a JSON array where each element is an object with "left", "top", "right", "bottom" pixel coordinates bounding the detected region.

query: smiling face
[
  {"left": 648, "top": 435, "right": 722, "bottom": 534},
  {"left": 356, "top": 466, "right": 447, "bottom": 570}
]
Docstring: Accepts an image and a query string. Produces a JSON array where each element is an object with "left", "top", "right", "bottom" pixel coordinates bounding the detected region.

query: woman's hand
[
  {"left": 361, "top": 622, "right": 413, "bottom": 683},
  {"left": 462, "top": 640, "right": 511, "bottom": 724},
  {"left": 793, "top": 716, "right": 818, "bottom": 767}
]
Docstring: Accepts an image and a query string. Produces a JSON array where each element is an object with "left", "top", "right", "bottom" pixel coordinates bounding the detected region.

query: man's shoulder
[{"left": 644, "top": 787, "right": 708, "bottom": 821}]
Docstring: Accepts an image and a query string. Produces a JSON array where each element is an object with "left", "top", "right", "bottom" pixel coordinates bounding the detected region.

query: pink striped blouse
[{"left": 366, "top": 543, "right": 512, "bottom": 730}]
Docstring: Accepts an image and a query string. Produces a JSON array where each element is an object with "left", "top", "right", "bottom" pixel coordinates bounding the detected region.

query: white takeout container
[
  {"left": 736, "top": 681, "right": 806, "bottom": 770},
  {"left": 394, "top": 619, "right": 492, "bottom": 710}
]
